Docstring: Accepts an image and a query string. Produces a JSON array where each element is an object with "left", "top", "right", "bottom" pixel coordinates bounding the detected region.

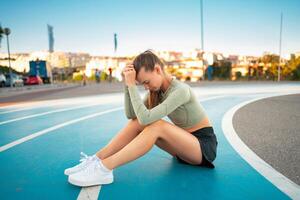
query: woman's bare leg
[
  {"left": 96, "top": 119, "right": 145, "bottom": 159},
  {"left": 101, "top": 120, "right": 203, "bottom": 170}
]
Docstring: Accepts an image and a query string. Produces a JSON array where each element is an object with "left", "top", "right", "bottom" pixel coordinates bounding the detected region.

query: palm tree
[
  {"left": 2, "top": 27, "right": 13, "bottom": 87},
  {"left": 0, "top": 25, "right": 4, "bottom": 49}
]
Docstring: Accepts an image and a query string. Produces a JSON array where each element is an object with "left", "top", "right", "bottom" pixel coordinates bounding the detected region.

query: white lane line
[
  {"left": 0, "top": 101, "right": 71, "bottom": 114},
  {"left": 0, "top": 107, "right": 123, "bottom": 153},
  {"left": 222, "top": 92, "right": 300, "bottom": 199},
  {"left": 0, "top": 102, "right": 94, "bottom": 114},
  {"left": 77, "top": 186, "right": 101, "bottom": 200},
  {"left": 0, "top": 102, "right": 119, "bottom": 125},
  {"left": 0, "top": 92, "right": 125, "bottom": 113},
  {"left": 198, "top": 95, "right": 227, "bottom": 101},
  {"left": 0, "top": 106, "right": 45, "bottom": 114}
]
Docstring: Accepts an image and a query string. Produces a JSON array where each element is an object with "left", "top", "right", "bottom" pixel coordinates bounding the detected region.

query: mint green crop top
[{"left": 124, "top": 77, "right": 208, "bottom": 129}]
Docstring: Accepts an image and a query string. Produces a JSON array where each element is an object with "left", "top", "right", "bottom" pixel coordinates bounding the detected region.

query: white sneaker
[
  {"left": 68, "top": 158, "right": 114, "bottom": 187},
  {"left": 64, "top": 152, "right": 96, "bottom": 176}
]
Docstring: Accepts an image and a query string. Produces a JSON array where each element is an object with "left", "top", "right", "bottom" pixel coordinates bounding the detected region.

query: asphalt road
[{"left": 233, "top": 94, "right": 300, "bottom": 185}]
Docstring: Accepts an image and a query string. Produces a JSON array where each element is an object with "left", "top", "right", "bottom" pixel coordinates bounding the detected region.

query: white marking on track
[
  {"left": 0, "top": 102, "right": 120, "bottom": 125},
  {"left": 0, "top": 93, "right": 124, "bottom": 113},
  {"left": 0, "top": 107, "right": 123, "bottom": 152},
  {"left": 222, "top": 92, "right": 300, "bottom": 199},
  {"left": 77, "top": 186, "right": 101, "bottom": 200}
]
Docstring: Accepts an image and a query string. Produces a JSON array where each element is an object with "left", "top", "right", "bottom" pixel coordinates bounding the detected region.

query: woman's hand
[{"left": 122, "top": 63, "right": 136, "bottom": 87}]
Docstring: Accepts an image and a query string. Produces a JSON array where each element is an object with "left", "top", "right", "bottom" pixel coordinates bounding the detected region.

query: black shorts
[{"left": 175, "top": 126, "right": 218, "bottom": 169}]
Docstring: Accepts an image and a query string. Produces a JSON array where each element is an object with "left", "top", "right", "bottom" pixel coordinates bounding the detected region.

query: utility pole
[
  {"left": 278, "top": 13, "right": 283, "bottom": 82},
  {"left": 200, "top": 0, "right": 207, "bottom": 81},
  {"left": 200, "top": 0, "right": 204, "bottom": 51},
  {"left": 47, "top": 24, "right": 54, "bottom": 84}
]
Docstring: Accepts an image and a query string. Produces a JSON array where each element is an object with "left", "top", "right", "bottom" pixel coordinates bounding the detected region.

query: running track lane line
[
  {"left": 0, "top": 93, "right": 124, "bottom": 114},
  {"left": 0, "top": 102, "right": 118, "bottom": 125},
  {"left": 222, "top": 92, "right": 300, "bottom": 199},
  {"left": 77, "top": 186, "right": 101, "bottom": 200},
  {"left": 0, "top": 107, "right": 123, "bottom": 152}
]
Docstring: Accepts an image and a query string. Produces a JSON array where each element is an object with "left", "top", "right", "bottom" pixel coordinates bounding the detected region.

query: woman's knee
[
  {"left": 128, "top": 118, "right": 146, "bottom": 132},
  {"left": 144, "top": 120, "right": 168, "bottom": 134}
]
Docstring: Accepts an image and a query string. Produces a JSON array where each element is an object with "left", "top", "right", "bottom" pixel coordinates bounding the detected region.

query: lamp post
[
  {"left": 278, "top": 13, "right": 283, "bottom": 82},
  {"left": 200, "top": 0, "right": 204, "bottom": 51},
  {"left": 200, "top": 0, "right": 206, "bottom": 81},
  {"left": 4, "top": 28, "right": 12, "bottom": 87}
]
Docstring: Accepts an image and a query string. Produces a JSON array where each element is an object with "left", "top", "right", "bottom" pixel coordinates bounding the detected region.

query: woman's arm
[
  {"left": 124, "top": 85, "right": 149, "bottom": 119},
  {"left": 122, "top": 62, "right": 149, "bottom": 120},
  {"left": 124, "top": 85, "right": 136, "bottom": 119},
  {"left": 127, "top": 85, "right": 190, "bottom": 125}
]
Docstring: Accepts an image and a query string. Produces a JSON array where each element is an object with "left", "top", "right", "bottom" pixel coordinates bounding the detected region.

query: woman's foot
[
  {"left": 64, "top": 152, "right": 97, "bottom": 176},
  {"left": 68, "top": 158, "right": 114, "bottom": 187}
]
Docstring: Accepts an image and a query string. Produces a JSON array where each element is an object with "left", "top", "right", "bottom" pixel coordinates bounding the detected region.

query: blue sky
[{"left": 1, "top": 0, "right": 299, "bottom": 56}]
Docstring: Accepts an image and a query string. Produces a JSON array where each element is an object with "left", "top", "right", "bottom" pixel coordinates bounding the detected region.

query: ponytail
[{"left": 148, "top": 91, "right": 160, "bottom": 109}]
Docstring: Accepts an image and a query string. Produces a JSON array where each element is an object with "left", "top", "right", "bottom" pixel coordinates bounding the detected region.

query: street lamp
[
  {"left": 200, "top": 0, "right": 204, "bottom": 51},
  {"left": 278, "top": 13, "right": 283, "bottom": 82},
  {"left": 3, "top": 28, "right": 13, "bottom": 87}
]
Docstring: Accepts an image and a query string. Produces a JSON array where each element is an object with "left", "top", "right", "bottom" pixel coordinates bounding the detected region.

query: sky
[{"left": 1, "top": 0, "right": 299, "bottom": 57}]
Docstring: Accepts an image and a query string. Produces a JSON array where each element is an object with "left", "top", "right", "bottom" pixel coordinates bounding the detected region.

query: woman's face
[{"left": 136, "top": 65, "right": 163, "bottom": 91}]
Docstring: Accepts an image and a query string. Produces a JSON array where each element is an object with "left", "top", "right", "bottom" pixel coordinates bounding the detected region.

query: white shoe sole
[
  {"left": 68, "top": 176, "right": 114, "bottom": 187},
  {"left": 64, "top": 169, "right": 81, "bottom": 176}
]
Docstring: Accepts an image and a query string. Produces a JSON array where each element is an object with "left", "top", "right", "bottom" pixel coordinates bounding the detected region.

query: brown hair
[{"left": 133, "top": 50, "right": 165, "bottom": 109}]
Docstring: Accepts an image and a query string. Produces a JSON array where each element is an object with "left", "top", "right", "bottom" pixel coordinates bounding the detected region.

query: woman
[{"left": 65, "top": 50, "right": 218, "bottom": 187}]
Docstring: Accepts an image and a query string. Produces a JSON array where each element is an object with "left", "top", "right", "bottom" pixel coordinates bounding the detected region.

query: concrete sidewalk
[{"left": 0, "top": 80, "right": 295, "bottom": 107}]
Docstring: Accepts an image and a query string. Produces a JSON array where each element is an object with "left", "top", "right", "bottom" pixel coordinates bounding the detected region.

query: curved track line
[{"left": 222, "top": 92, "right": 300, "bottom": 199}]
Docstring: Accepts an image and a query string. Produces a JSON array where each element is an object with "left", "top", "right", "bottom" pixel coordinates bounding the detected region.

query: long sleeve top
[{"left": 124, "top": 77, "right": 208, "bottom": 129}]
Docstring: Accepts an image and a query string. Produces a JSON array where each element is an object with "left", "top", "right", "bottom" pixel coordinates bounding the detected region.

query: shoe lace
[
  {"left": 79, "top": 152, "right": 90, "bottom": 163},
  {"left": 81, "top": 160, "right": 100, "bottom": 175}
]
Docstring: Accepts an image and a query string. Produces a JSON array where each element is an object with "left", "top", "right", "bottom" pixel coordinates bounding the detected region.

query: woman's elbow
[
  {"left": 137, "top": 117, "right": 150, "bottom": 126},
  {"left": 125, "top": 111, "right": 136, "bottom": 120},
  {"left": 125, "top": 114, "right": 132, "bottom": 120}
]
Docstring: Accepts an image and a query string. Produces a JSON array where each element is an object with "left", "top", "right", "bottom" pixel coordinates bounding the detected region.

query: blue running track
[{"left": 0, "top": 83, "right": 299, "bottom": 200}]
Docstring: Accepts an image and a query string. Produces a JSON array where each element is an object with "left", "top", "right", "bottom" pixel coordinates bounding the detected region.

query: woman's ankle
[{"left": 95, "top": 151, "right": 105, "bottom": 160}]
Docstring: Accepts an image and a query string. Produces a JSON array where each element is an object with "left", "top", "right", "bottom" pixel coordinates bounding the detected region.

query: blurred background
[{"left": 0, "top": 0, "right": 300, "bottom": 89}]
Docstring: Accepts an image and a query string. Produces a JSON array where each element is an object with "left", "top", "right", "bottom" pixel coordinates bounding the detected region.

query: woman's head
[{"left": 133, "top": 50, "right": 165, "bottom": 91}]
